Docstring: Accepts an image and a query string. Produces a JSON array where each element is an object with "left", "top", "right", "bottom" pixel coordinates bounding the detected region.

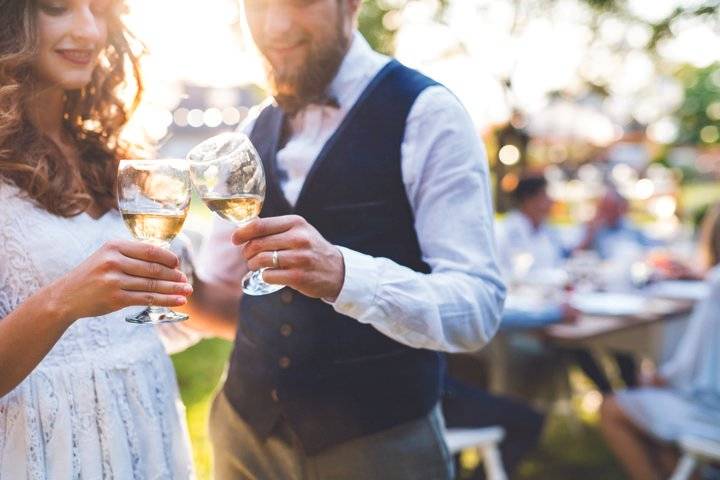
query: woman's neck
[{"left": 26, "top": 86, "right": 66, "bottom": 146}]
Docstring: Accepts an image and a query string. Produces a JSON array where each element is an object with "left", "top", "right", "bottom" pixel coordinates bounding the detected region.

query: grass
[
  {"left": 172, "top": 338, "right": 232, "bottom": 479},
  {"left": 173, "top": 340, "right": 625, "bottom": 480}
]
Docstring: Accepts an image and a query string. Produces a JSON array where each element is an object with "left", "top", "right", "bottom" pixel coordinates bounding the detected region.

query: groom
[{"left": 192, "top": 0, "right": 506, "bottom": 478}]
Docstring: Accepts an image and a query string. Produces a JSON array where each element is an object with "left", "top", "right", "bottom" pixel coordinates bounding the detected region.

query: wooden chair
[
  {"left": 444, "top": 427, "right": 507, "bottom": 480},
  {"left": 670, "top": 435, "right": 720, "bottom": 480}
]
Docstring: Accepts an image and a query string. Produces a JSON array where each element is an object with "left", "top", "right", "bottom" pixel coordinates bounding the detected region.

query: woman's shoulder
[
  {"left": 0, "top": 178, "right": 24, "bottom": 202},
  {"left": 0, "top": 179, "right": 40, "bottom": 212}
]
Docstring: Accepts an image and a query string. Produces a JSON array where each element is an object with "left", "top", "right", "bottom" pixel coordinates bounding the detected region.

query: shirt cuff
[{"left": 323, "top": 246, "right": 380, "bottom": 320}]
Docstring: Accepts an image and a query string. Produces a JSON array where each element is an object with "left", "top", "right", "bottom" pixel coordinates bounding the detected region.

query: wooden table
[{"left": 486, "top": 295, "right": 694, "bottom": 394}]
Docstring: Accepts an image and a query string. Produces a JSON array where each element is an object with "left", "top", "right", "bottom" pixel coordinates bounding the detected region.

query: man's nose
[{"left": 262, "top": 3, "right": 295, "bottom": 41}]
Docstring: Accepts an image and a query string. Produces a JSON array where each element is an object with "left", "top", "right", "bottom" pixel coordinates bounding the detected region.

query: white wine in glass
[
  {"left": 202, "top": 193, "right": 263, "bottom": 224},
  {"left": 117, "top": 159, "right": 191, "bottom": 324},
  {"left": 187, "top": 132, "right": 284, "bottom": 296}
]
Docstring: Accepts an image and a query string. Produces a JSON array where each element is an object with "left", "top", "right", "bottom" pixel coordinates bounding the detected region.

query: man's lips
[
  {"left": 55, "top": 49, "right": 94, "bottom": 66},
  {"left": 265, "top": 42, "right": 305, "bottom": 56}
]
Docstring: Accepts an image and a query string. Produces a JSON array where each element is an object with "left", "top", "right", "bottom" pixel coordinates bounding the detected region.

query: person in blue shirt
[{"left": 576, "top": 188, "right": 657, "bottom": 261}]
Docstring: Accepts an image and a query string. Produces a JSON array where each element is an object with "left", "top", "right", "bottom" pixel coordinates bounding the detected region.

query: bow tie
[{"left": 311, "top": 94, "right": 340, "bottom": 109}]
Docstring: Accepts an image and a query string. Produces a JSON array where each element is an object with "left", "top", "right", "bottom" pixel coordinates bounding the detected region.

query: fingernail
[
  {"left": 176, "top": 296, "right": 187, "bottom": 304},
  {"left": 183, "top": 284, "right": 193, "bottom": 293},
  {"left": 180, "top": 272, "right": 188, "bottom": 282}
]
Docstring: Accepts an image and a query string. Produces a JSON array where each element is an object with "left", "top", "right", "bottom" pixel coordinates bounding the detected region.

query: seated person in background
[
  {"left": 496, "top": 173, "right": 577, "bottom": 327},
  {"left": 600, "top": 204, "right": 720, "bottom": 480},
  {"left": 497, "top": 175, "right": 636, "bottom": 393},
  {"left": 575, "top": 188, "right": 658, "bottom": 261},
  {"left": 442, "top": 375, "right": 545, "bottom": 479},
  {"left": 496, "top": 173, "right": 570, "bottom": 277}
]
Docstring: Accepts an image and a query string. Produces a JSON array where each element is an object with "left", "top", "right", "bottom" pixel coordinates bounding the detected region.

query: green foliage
[
  {"left": 358, "top": 0, "right": 397, "bottom": 54},
  {"left": 358, "top": 0, "right": 449, "bottom": 54},
  {"left": 674, "top": 63, "right": 720, "bottom": 145}
]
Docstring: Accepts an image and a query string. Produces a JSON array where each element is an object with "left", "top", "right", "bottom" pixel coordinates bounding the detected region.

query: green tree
[{"left": 674, "top": 63, "right": 720, "bottom": 145}]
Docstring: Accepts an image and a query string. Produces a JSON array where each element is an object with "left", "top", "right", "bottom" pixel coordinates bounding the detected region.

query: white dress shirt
[
  {"left": 197, "top": 32, "right": 506, "bottom": 353},
  {"left": 495, "top": 210, "right": 566, "bottom": 279}
]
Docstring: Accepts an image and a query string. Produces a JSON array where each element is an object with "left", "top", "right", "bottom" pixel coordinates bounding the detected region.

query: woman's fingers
[
  {"left": 119, "top": 257, "right": 186, "bottom": 283},
  {"left": 120, "top": 275, "right": 193, "bottom": 296},
  {"left": 112, "top": 240, "right": 180, "bottom": 269},
  {"left": 120, "top": 291, "right": 188, "bottom": 308}
]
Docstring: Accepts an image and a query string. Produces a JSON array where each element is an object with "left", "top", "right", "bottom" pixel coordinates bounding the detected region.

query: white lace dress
[{"left": 0, "top": 182, "right": 194, "bottom": 479}]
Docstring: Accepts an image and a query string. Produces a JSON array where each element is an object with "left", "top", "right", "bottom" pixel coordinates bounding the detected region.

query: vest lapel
[
  {"left": 255, "top": 106, "right": 294, "bottom": 214},
  {"left": 293, "top": 61, "right": 400, "bottom": 211}
]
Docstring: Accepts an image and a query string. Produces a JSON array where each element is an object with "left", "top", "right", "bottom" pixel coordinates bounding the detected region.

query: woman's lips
[{"left": 56, "top": 49, "right": 94, "bottom": 66}]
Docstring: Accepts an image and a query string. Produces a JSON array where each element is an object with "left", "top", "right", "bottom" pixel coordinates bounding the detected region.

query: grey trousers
[{"left": 209, "top": 391, "right": 454, "bottom": 480}]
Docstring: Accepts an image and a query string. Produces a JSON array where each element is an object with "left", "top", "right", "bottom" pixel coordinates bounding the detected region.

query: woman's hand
[{"left": 49, "top": 239, "right": 193, "bottom": 324}]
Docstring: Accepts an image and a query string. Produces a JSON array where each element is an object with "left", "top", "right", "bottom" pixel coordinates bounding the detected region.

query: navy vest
[{"left": 223, "top": 60, "right": 443, "bottom": 454}]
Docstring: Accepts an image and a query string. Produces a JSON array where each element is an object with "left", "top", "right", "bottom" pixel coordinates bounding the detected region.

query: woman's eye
[{"left": 39, "top": 2, "right": 67, "bottom": 16}]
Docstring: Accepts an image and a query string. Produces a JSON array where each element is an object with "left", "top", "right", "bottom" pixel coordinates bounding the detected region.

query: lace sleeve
[{"left": 0, "top": 182, "right": 43, "bottom": 320}]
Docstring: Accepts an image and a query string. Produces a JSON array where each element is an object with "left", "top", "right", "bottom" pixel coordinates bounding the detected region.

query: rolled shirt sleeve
[{"left": 329, "top": 86, "right": 506, "bottom": 352}]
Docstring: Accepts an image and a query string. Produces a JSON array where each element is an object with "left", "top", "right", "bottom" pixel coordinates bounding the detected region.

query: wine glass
[
  {"left": 117, "top": 159, "right": 191, "bottom": 324},
  {"left": 187, "top": 132, "right": 283, "bottom": 296}
]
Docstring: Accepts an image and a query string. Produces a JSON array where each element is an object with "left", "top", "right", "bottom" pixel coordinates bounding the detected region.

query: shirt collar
[{"left": 326, "top": 31, "right": 390, "bottom": 110}]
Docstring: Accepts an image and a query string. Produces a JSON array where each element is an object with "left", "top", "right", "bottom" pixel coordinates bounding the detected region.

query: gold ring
[{"left": 272, "top": 250, "right": 279, "bottom": 268}]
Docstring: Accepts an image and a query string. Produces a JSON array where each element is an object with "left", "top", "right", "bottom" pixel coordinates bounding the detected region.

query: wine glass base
[
  {"left": 126, "top": 307, "right": 189, "bottom": 325},
  {"left": 242, "top": 269, "right": 284, "bottom": 296}
]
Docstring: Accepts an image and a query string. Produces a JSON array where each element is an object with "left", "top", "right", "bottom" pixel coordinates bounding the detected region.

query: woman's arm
[{"left": 0, "top": 240, "right": 191, "bottom": 397}]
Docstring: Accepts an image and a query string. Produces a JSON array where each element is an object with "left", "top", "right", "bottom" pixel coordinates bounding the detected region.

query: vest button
[
  {"left": 280, "top": 324, "right": 293, "bottom": 337},
  {"left": 280, "top": 290, "right": 294, "bottom": 304},
  {"left": 278, "top": 356, "right": 291, "bottom": 369},
  {"left": 270, "top": 389, "right": 280, "bottom": 402}
]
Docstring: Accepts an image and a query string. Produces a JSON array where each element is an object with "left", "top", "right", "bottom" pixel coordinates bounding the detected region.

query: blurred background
[{"left": 120, "top": 1, "right": 720, "bottom": 478}]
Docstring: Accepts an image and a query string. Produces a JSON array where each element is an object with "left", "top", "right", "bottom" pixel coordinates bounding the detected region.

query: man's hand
[
  {"left": 232, "top": 215, "right": 345, "bottom": 300},
  {"left": 560, "top": 303, "right": 580, "bottom": 324}
]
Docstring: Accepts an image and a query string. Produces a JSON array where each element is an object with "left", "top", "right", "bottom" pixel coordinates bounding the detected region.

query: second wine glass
[{"left": 187, "top": 132, "right": 284, "bottom": 296}]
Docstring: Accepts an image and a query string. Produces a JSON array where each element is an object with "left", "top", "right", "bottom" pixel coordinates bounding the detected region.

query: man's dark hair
[{"left": 512, "top": 174, "right": 547, "bottom": 205}]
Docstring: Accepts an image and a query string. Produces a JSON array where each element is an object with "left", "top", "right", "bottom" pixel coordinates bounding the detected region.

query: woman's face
[{"left": 33, "top": 0, "right": 111, "bottom": 91}]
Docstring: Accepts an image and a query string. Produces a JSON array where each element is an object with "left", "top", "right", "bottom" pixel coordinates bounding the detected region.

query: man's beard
[{"left": 263, "top": 22, "right": 349, "bottom": 116}]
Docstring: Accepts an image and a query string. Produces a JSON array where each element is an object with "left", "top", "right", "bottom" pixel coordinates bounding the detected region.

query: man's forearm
[{"left": 180, "top": 276, "right": 240, "bottom": 341}]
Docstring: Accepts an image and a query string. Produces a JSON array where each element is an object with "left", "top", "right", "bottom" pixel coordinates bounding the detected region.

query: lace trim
[
  {"left": 0, "top": 196, "right": 44, "bottom": 320},
  {"left": 25, "top": 382, "right": 46, "bottom": 480},
  {"left": 111, "top": 373, "right": 143, "bottom": 478}
]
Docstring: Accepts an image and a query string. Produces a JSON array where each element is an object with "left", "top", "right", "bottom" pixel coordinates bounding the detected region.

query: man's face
[
  {"left": 523, "top": 190, "right": 553, "bottom": 225},
  {"left": 243, "top": 0, "right": 358, "bottom": 113}
]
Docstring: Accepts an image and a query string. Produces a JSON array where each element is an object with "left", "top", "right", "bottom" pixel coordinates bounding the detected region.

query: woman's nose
[{"left": 70, "top": 6, "right": 102, "bottom": 44}]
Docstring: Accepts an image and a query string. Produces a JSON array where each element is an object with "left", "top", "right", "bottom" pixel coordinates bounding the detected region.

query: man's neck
[{"left": 519, "top": 209, "right": 543, "bottom": 231}]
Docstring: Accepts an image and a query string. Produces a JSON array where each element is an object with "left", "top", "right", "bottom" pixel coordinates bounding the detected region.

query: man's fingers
[
  {"left": 246, "top": 250, "right": 308, "bottom": 272},
  {"left": 242, "top": 231, "right": 307, "bottom": 261},
  {"left": 120, "top": 257, "right": 187, "bottom": 283},
  {"left": 260, "top": 268, "right": 299, "bottom": 288},
  {"left": 115, "top": 240, "right": 180, "bottom": 269},
  {"left": 232, "top": 216, "right": 303, "bottom": 245},
  {"left": 121, "top": 275, "right": 193, "bottom": 296}
]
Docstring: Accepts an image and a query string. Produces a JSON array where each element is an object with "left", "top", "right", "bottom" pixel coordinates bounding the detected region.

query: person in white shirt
[
  {"left": 183, "top": 0, "right": 506, "bottom": 478},
  {"left": 496, "top": 174, "right": 569, "bottom": 279}
]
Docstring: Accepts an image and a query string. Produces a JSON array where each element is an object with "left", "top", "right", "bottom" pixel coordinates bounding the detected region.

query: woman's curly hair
[{"left": 0, "top": 0, "right": 143, "bottom": 217}]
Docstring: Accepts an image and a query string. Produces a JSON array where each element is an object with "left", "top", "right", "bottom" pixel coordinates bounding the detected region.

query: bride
[{"left": 0, "top": 0, "right": 194, "bottom": 477}]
